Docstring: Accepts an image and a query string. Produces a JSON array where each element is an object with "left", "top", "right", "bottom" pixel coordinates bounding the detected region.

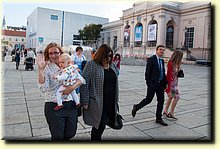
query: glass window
[
  {"left": 166, "top": 26, "right": 174, "bottom": 48},
  {"left": 113, "top": 36, "right": 117, "bottom": 51},
  {"left": 185, "top": 27, "right": 194, "bottom": 48},
  {"left": 51, "top": 15, "right": 58, "bottom": 20},
  {"left": 102, "top": 38, "right": 104, "bottom": 44},
  {"left": 107, "top": 37, "right": 110, "bottom": 46}
]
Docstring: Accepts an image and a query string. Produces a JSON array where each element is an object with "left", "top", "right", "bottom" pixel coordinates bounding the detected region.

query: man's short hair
[{"left": 156, "top": 45, "right": 165, "bottom": 50}]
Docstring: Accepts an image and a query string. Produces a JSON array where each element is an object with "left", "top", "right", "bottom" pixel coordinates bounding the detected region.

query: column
[{"left": 157, "top": 12, "right": 166, "bottom": 46}]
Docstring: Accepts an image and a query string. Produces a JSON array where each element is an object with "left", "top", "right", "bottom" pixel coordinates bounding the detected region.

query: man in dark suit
[{"left": 132, "top": 45, "right": 168, "bottom": 126}]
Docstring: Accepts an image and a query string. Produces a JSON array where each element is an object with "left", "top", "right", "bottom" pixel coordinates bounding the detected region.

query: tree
[{"left": 78, "top": 24, "right": 102, "bottom": 46}]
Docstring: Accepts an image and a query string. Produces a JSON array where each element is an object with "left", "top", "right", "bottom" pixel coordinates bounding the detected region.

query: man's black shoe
[
  {"left": 156, "top": 119, "right": 168, "bottom": 126},
  {"left": 132, "top": 105, "right": 137, "bottom": 117}
]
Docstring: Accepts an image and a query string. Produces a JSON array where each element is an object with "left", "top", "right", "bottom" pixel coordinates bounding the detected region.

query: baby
[{"left": 54, "top": 53, "right": 85, "bottom": 111}]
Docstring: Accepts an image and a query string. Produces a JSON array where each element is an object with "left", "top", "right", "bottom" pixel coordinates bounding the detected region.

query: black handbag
[
  {"left": 178, "top": 69, "right": 184, "bottom": 78},
  {"left": 107, "top": 114, "right": 124, "bottom": 130}
]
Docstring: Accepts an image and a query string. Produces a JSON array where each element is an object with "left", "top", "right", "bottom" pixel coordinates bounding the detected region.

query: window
[
  {"left": 51, "top": 15, "right": 58, "bottom": 20},
  {"left": 166, "top": 26, "right": 174, "bottom": 48},
  {"left": 185, "top": 27, "right": 194, "bottom": 48},
  {"left": 102, "top": 38, "right": 104, "bottom": 44},
  {"left": 207, "top": 24, "right": 211, "bottom": 48},
  {"left": 22, "top": 38, "right": 24, "bottom": 42},
  {"left": 113, "top": 36, "right": 117, "bottom": 51},
  {"left": 107, "top": 37, "right": 110, "bottom": 46},
  {"left": 73, "top": 35, "right": 80, "bottom": 40},
  {"left": 124, "top": 25, "right": 130, "bottom": 47},
  {"left": 73, "top": 40, "right": 82, "bottom": 45},
  {"left": 15, "top": 38, "right": 18, "bottom": 41}
]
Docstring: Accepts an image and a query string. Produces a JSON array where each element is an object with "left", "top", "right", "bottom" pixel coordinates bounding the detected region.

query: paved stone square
[{"left": 1, "top": 55, "right": 212, "bottom": 141}]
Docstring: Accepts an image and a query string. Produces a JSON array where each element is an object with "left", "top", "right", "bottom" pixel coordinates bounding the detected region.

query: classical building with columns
[{"left": 100, "top": 1, "right": 211, "bottom": 60}]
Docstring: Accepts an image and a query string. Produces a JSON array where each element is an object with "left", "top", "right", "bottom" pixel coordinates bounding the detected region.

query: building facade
[
  {"left": 1, "top": 29, "right": 26, "bottom": 51},
  {"left": 26, "top": 7, "right": 109, "bottom": 50},
  {"left": 100, "top": 1, "right": 211, "bottom": 60}
]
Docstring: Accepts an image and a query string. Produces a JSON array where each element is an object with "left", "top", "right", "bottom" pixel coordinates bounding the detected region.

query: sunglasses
[{"left": 105, "top": 53, "right": 113, "bottom": 58}]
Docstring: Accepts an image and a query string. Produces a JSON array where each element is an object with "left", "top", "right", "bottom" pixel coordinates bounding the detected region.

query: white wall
[
  {"left": 37, "top": 8, "right": 63, "bottom": 46},
  {"left": 27, "top": 7, "right": 109, "bottom": 49}
]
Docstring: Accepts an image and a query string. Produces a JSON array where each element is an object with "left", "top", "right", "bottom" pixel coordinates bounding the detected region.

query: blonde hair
[
  {"left": 59, "top": 53, "right": 72, "bottom": 63},
  {"left": 169, "top": 50, "right": 183, "bottom": 68}
]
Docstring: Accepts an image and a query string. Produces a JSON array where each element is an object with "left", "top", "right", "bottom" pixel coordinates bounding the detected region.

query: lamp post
[
  {"left": 182, "top": 27, "right": 191, "bottom": 60},
  {"left": 182, "top": 27, "right": 188, "bottom": 50}
]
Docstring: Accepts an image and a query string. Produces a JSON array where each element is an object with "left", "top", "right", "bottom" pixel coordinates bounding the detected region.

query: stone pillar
[
  {"left": 157, "top": 12, "right": 166, "bottom": 46},
  {"left": 130, "top": 19, "right": 135, "bottom": 55},
  {"left": 143, "top": 15, "right": 148, "bottom": 53}
]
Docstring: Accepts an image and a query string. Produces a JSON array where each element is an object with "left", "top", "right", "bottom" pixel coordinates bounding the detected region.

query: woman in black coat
[{"left": 80, "top": 44, "right": 120, "bottom": 141}]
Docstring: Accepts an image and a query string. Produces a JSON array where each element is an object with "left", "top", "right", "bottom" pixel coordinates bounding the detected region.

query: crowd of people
[
  {"left": 3, "top": 48, "right": 36, "bottom": 70},
  {"left": 5, "top": 42, "right": 183, "bottom": 140}
]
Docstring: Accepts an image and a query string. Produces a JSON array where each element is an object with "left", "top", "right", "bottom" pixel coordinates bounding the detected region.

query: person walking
[
  {"left": 80, "top": 44, "right": 120, "bottom": 141},
  {"left": 36, "top": 42, "right": 83, "bottom": 140},
  {"left": 71, "top": 46, "right": 86, "bottom": 93},
  {"left": 113, "top": 53, "right": 121, "bottom": 76},
  {"left": 1, "top": 47, "right": 6, "bottom": 62},
  {"left": 15, "top": 48, "right": 21, "bottom": 70},
  {"left": 131, "top": 45, "right": 168, "bottom": 126},
  {"left": 26, "top": 48, "right": 36, "bottom": 64},
  {"left": 163, "top": 50, "right": 183, "bottom": 120}
]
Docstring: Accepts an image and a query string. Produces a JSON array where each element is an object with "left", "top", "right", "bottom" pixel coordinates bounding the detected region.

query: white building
[
  {"left": 26, "top": 7, "right": 109, "bottom": 50},
  {"left": 100, "top": 1, "right": 211, "bottom": 60}
]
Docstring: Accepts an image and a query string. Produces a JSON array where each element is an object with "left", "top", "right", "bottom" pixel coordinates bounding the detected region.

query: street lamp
[
  {"left": 182, "top": 27, "right": 188, "bottom": 50},
  {"left": 182, "top": 27, "right": 191, "bottom": 60}
]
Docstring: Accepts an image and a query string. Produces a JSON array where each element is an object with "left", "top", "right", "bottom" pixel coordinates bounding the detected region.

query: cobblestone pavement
[{"left": 1, "top": 55, "right": 212, "bottom": 141}]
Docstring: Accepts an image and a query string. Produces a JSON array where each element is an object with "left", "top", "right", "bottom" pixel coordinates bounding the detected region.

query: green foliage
[{"left": 78, "top": 24, "right": 102, "bottom": 45}]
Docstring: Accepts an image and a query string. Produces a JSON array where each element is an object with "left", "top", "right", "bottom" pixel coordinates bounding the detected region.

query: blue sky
[{"left": 2, "top": 0, "right": 139, "bottom": 27}]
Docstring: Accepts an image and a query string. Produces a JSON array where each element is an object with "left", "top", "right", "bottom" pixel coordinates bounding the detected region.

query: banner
[
  {"left": 148, "top": 24, "right": 157, "bottom": 41},
  {"left": 124, "top": 28, "right": 130, "bottom": 43},
  {"left": 134, "top": 25, "right": 143, "bottom": 42}
]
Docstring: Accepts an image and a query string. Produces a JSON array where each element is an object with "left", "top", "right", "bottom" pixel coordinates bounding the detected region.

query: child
[{"left": 54, "top": 53, "right": 85, "bottom": 111}]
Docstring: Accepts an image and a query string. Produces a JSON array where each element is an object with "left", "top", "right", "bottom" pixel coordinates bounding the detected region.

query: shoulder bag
[{"left": 177, "top": 69, "right": 184, "bottom": 78}]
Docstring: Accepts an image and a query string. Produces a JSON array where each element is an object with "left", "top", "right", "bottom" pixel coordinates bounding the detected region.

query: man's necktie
[{"left": 159, "top": 58, "right": 163, "bottom": 80}]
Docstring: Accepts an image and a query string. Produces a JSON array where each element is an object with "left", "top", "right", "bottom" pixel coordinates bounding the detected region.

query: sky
[{"left": 1, "top": 0, "right": 140, "bottom": 27}]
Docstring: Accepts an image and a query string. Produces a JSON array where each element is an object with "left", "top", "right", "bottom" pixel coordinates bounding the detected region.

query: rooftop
[{"left": 1, "top": 30, "right": 26, "bottom": 37}]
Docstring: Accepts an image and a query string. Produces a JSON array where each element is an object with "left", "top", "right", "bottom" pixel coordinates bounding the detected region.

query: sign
[
  {"left": 148, "top": 24, "right": 157, "bottom": 41},
  {"left": 135, "top": 25, "right": 143, "bottom": 42},
  {"left": 38, "top": 37, "right": 44, "bottom": 43},
  {"left": 124, "top": 25, "right": 130, "bottom": 46}
]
